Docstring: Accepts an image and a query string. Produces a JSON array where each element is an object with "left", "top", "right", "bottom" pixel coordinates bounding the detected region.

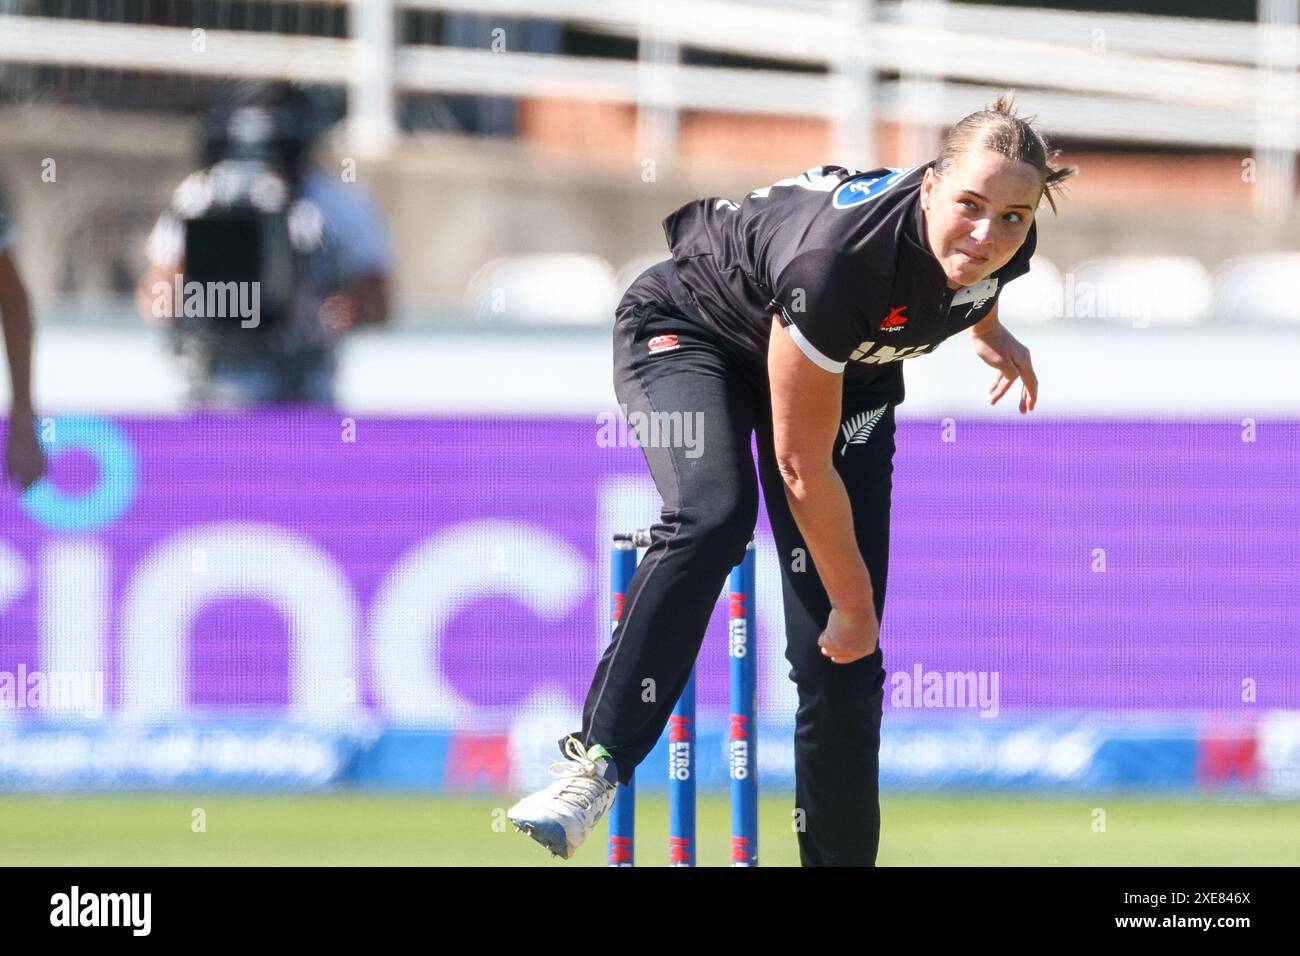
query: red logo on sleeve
[
  {"left": 880, "top": 306, "right": 909, "bottom": 331},
  {"left": 648, "top": 334, "right": 680, "bottom": 353}
]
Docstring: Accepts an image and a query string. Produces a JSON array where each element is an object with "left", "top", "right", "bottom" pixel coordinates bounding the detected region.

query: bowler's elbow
[{"left": 776, "top": 452, "right": 827, "bottom": 500}]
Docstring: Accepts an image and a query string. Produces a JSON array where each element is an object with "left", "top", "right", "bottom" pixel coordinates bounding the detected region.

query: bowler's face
[{"left": 921, "top": 150, "right": 1041, "bottom": 290}]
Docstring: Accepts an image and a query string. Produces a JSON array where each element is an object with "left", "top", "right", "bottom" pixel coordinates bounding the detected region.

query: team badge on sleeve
[
  {"left": 648, "top": 334, "right": 680, "bottom": 354},
  {"left": 833, "top": 167, "right": 917, "bottom": 209}
]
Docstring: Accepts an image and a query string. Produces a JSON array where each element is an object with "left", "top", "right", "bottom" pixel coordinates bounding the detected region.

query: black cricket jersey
[{"left": 660, "top": 161, "right": 1036, "bottom": 404}]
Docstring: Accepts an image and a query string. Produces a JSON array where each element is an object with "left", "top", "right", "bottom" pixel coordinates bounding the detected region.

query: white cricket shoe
[{"left": 508, "top": 736, "right": 617, "bottom": 860}]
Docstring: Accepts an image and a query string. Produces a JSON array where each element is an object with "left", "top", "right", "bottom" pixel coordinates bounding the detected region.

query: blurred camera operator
[{"left": 136, "top": 81, "right": 393, "bottom": 407}]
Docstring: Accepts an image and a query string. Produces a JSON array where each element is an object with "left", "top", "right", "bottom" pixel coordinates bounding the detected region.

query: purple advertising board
[{"left": 0, "top": 412, "right": 1296, "bottom": 791}]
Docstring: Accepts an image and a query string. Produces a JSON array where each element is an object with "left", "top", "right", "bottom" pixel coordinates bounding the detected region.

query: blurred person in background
[
  {"left": 136, "top": 81, "right": 393, "bottom": 408},
  {"left": 0, "top": 183, "right": 46, "bottom": 492},
  {"left": 509, "top": 95, "right": 1077, "bottom": 866}
]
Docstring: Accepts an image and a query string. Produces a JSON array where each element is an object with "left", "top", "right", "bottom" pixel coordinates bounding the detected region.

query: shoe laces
[{"left": 548, "top": 736, "right": 612, "bottom": 812}]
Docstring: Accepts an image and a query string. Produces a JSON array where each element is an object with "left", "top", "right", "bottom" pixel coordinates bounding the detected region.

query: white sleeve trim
[{"left": 784, "top": 320, "right": 846, "bottom": 373}]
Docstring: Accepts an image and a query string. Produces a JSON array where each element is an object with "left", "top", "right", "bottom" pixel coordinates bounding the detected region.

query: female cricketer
[{"left": 509, "top": 94, "right": 1076, "bottom": 865}]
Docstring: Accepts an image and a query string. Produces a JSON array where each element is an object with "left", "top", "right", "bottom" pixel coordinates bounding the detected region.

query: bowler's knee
[
  {"left": 673, "top": 494, "right": 756, "bottom": 570},
  {"left": 788, "top": 649, "right": 885, "bottom": 719}
]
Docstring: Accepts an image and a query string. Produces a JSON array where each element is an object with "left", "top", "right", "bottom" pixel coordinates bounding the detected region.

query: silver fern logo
[{"left": 839, "top": 404, "right": 888, "bottom": 456}]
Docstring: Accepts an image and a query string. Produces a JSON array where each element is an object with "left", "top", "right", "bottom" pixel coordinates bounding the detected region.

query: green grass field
[{"left": 0, "top": 793, "right": 1294, "bottom": 866}]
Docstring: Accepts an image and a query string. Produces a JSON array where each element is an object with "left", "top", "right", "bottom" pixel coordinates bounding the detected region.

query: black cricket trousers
[{"left": 566, "top": 259, "right": 893, "bottom": 867}]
